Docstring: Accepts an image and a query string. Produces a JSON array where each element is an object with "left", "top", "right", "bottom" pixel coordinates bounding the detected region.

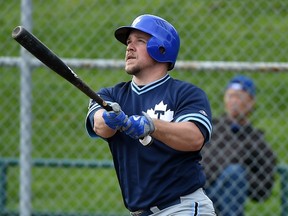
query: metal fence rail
[{"left": 2, "top": 57, "right": 288, "bottom": 72}]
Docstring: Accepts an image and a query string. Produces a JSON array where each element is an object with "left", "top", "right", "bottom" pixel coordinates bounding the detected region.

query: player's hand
[
  {"left": 102, "top": 103, "right": 128, "bottom": 130},
  {"left": 122, "top": 112, "right": 155, "bottom": 139}
]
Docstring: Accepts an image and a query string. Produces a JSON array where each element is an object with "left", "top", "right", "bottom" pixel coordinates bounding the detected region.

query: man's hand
[
  {"left": 122, "top": 112, "right": 155, "bottom": 139},
  {"left": 102, "top": 103, "right": 127, "bottom": 130}
]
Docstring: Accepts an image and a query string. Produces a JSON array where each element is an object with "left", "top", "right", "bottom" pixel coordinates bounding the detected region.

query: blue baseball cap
[{"left": 226, "top": 75, "right": 256, "bottom": 97}]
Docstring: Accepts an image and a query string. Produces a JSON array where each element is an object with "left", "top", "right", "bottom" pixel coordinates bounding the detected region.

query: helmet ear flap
[
  {"left": 147, "top": 37, "right": 166, "bottom": 63},
  {"left": 147, "top": 37, "right": 175, "bottom": 70}
]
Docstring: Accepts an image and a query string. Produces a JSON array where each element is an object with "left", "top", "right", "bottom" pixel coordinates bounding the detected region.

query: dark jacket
[{"left": 202, "top": 115, "right": 277, "bottom": 201}]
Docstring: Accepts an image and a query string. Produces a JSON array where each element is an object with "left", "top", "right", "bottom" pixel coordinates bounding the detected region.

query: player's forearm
[
  {"left": 151, "top": 120, "right": 204, "bottom": 152},
  {"left": 93, "top": 109, "right": 117, "bottom": 138}
]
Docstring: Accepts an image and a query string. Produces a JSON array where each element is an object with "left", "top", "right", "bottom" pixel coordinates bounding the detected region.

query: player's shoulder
[
  {"left": 170, "top": 77, "right": 207, "bottom": 96},
  {"left": 113, "top": 81, "right": 131, "bottom": 91}
]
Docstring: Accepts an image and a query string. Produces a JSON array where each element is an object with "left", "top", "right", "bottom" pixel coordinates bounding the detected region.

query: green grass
[{"left": 3, "top": 1, "right": 288, "bottom": 61}]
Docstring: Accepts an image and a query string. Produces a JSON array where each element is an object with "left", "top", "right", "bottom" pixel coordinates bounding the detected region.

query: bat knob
[
  {"left": 139, "top": 136, "right": 153, "bottom": 146},
  {"left": 12, "top": 26, "right": 23, "bottom": 38}
]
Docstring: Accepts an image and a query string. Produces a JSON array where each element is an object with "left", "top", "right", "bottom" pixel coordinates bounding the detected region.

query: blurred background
[{"left": 1, "top": 0, "right": 287, "bottom": 215}]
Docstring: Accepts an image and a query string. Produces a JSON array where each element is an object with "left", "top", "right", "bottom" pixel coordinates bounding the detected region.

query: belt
[{"left": 130, "top": 198, "right": 181, "bottom": 216}]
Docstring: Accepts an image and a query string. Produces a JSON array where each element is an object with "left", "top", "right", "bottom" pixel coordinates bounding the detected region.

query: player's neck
[{"left": 132, "top": 65, "right": 168, "bottom": 86}]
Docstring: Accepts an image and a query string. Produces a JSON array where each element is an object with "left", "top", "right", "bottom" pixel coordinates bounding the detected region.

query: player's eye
[{"left": 138, "top": 38, "right": 147, "bottom": 43}]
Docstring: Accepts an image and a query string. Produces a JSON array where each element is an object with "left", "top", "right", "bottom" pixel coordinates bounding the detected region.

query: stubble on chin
[{"left": 125, "top": 65, "right": 140, "bottom": 76}]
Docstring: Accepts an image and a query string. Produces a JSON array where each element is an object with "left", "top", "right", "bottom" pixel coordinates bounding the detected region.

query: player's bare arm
[
  {"left": 151, "top": 119, "right": 204, "bottom": 152},
  {"left": 93, "top": 109, "right": 117, "bottom": 138}
]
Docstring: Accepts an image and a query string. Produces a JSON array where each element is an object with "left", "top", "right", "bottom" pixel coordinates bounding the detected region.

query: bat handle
[{"left": 110, "top": 103, "right": 153, "bottom": 146}]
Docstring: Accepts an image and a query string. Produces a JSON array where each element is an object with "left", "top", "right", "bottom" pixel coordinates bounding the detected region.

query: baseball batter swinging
[{"left": 86, "top": 14, "right": 216, "bottom": 216}]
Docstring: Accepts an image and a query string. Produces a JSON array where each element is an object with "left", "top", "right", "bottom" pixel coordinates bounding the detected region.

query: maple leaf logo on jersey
[
  {"left": 132, "top": 116, "right": 141, "bottom": 121},
  {"left": 146, "top": 101, "right": 174, "bottom": 122}
]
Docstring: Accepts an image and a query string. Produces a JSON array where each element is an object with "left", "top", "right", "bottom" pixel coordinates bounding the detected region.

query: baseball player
[{"left": 86, "top": 14, "right": 215, "bottom": 216}]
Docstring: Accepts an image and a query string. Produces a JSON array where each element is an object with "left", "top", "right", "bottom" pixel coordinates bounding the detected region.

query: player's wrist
[
  {"left": 142, "top": 111, "right": 155, "bottom": 135},
  {"left": 102, "top": 103, "right": 128, "bottom": 130},
  {"left": 122, "top": 112, "right": 155, "bottom": 139}
]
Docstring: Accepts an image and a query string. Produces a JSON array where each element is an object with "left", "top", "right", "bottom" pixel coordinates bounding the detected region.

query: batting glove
[
  {"left": 102, "top": 103, "right": 128, "bottom": 130},
  {"left": 122, "top": 112, "right": 155, "bottom": 139}
]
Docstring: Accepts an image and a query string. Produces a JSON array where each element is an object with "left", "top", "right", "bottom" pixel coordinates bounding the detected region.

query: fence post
[
  {"left": 0, "top": 160, "right": 8, "bottom": 212},
  {"left": 278, "top": 165, "right": 288, "bottom": 216},
  {"left": 19, "top": 1, "right": 33, "bottom": 216}
]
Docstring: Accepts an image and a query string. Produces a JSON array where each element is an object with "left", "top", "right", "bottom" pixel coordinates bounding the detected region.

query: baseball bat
[
  {"left": 12, "top": 26, "right": 112, "bottom": 112},
  {"left": 12, "top": 26, "right": 152, "bottom": 146}
]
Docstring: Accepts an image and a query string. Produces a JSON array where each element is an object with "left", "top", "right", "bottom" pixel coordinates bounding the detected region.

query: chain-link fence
[{"left": 1, "top": 0, "right": 288, "bottom": 215}]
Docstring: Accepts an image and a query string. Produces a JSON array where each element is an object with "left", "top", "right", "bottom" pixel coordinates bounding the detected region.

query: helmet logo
[{"left": 131, "top": 16, "right": 142, "bottom": 27}]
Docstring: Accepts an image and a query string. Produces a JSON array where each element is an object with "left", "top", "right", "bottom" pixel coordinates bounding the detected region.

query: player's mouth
[{"left": 126, "top": 54, "right": 136, "bottom": 62}]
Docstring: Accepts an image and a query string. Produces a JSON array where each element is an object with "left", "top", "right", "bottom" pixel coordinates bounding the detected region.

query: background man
[{"left": 202, "top": 75, "right": 277, "bottom": 216}]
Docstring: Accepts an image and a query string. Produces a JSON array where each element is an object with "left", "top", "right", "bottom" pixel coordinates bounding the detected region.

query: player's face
[
  {"left": 125, "top": 30, "right": 156, "bottom": 75},
  {"left": 224, "top": 88, "right": 255, "bottom": 122}
]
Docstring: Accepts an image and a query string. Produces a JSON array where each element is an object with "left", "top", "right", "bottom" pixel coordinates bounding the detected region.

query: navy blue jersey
[{"left": 85, "top": 74, "right": 212, "bottom": 211}]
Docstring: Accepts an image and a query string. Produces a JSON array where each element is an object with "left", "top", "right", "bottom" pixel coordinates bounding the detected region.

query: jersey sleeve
[
  {"left": 173, "top": 83, "right": 212, "bottom": 143},
  {"left": 85, "top": 100, "right": 99, "bottom": 137}
]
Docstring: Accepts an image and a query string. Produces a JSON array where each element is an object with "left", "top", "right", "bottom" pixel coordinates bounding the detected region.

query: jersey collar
[{"left": 131, "top": 74, "right": 171, "bottom": 95}]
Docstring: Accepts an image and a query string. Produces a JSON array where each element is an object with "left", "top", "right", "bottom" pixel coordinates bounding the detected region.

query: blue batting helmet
[{"left": 114, "top": 14, "right": 180, "bottom": 71}]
